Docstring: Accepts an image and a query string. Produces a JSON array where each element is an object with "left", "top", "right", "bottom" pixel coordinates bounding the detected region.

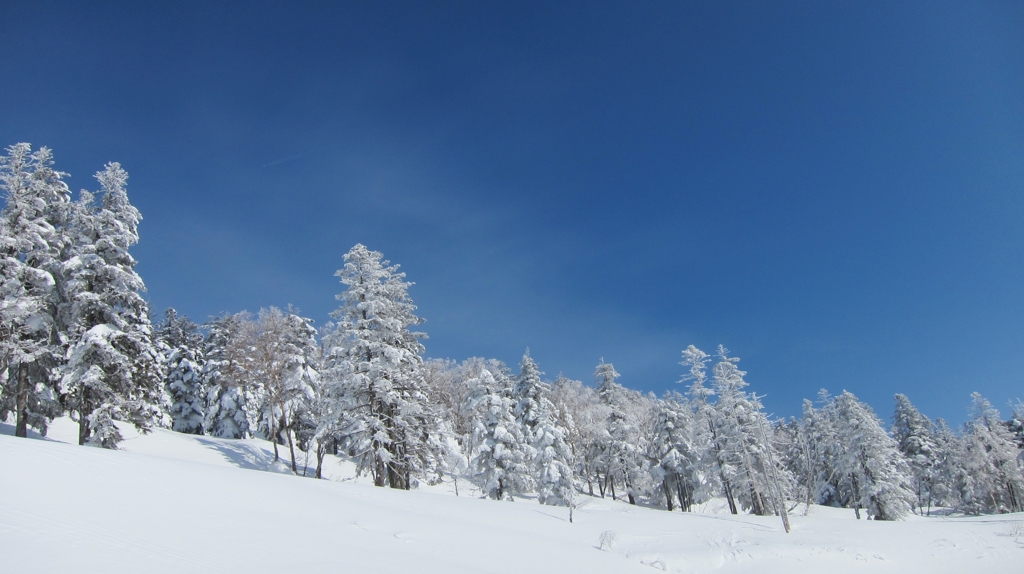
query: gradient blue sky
[{"left": 2, "top": 1, "right": 1022, "bottom": 425}]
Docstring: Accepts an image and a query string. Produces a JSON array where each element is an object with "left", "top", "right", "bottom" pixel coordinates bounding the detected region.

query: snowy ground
[{"left": 2, "top": 419, "right": 1022, "bottom": 573}]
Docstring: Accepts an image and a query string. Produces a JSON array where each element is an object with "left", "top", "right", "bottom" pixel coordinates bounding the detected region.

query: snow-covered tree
[
  {"left": 222, "top": 306, "right": 318, "bottom": 471},
  {"left": 710, "top": 346, "right": 792, "bottom": 516},
  {"left": 318, "top": 244, "right": 446, "bottom": 489},
  {"left": 0, "top": 143, "right": 69, "bottom": 437},
  {"left": 465, "top": 368, "right": 534, "bottom": 500},
  {"left": 549, "top": 375, "right": 611, "bottom": 498},
  {"left": 891, "top": 393, "right": 939, "bottom": 514},
  {"left": 930, "top": 417, "right": 966, "bottom": 510},
  {"left": 513, "top": 351, "right": 575, "bottom": 506},
  {"left": 156, "top": 309, "right": 205, "bottom": 435},
  {"left": 59, "top": 163, "right": 161, "bottom": 448},
  {"left": 682, "top": 345, "right": 735, "bottom": 512},
  {"left": 651, "top": 391, "right": 699, "bottom": 511},
  {"left": 960, "top": 393, "right": 1024, "bottom": 514},
  {"left": 202, "top": 313, "right": 248, "bottom": 439},
  {"left": 1009, "top": 400, "right": 1024, "bottom": 449},
  {"left": 594, "top": 359, "right": 654, "bottom": 505},
  {"left": 791, "top": 394, "right": 842, "bottom": 510},
  {"left": 831, "top": 391, "right": 915, "bottom": 520}
]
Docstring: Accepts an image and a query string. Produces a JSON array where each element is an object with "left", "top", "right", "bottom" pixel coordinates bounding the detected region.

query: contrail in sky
[{"left": 262, "top": 151, "right": 313, "bottom": 168}]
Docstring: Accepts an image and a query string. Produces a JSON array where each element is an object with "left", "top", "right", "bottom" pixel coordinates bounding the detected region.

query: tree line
[{"left": 2, "top": 143, "right": 1022, "bottom": 521}]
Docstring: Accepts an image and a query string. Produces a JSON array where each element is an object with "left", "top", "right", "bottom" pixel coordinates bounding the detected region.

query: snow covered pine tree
[
  {"left": 514, "top": 351, "right": 575, "bottom": 507},
  {"left": 157, "top": 309, "right": 206, "bottom": 435},
  {"left": 60, "top": 162, "right": 162, "bottom": 448},
  {"left": 319, "top": 244, "right": 447, "bottom": 489},
  {"left": 0, "top": 144, "right": 67, "bottom": 437}
]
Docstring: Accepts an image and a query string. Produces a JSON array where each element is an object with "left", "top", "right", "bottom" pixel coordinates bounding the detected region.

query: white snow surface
[{"left": 2, "top": 418, "right": 1022, "bottom": 573}]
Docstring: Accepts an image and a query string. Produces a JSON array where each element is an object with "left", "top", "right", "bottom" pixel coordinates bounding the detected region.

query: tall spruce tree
[
  {"left": 202, "top": 313, "right": 249, "bottom": 439},
  {"left": 0, "top": 144, "right": 68, "bottom": 437},
  {"left": 682, "top": 345, "right": 736, "bottom": 513},
  {"left": 891, "top": 393, "right": 939, "bottom": 514},
  {"left": 961, "top": 393, "right": 1024, "bottom": 514},
  {"left": 465, "top": 368, "right": 533, "bottom": 500},
  {"left": 319, "top": 244, "right": 444, "bottom": 489},
  {"left": 157, "top": 309, "right": 205, "bottom": 435},
  {"left": 832, "top": 391, "right": 915, "bottom": 520},
  {"left": 651, "top": 391, "right": 699, "bottom": 511},
  {"left": 710, "top": 346, "right": 792, "bottom": 517},
  {"left": 930, "top": 417, "right": 966, "bottom": 510},
  {"left": 514, "top": 351, "right": 575, "bottom": 506},
  {"left": 59, "top": 163, "right": 161, "bottom": 448}
]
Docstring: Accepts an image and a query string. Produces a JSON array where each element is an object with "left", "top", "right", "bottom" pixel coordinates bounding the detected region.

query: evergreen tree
[
  {"left": 0, "top": 143, "right": 69, "bottom": 437},
  {"left": 59, "top": 163, "right": 161, "bottom": 448},
  {"left": 465, "top": 368, "right": 533, "bottom": 500},
  {"left": 930, "top": 417, "right": 966, "bottom": 509},
  {"left": 832, "top": 391, "right": 915, "bottom": 520},
  {"left": 1009, "top": 400, "right": 1024, "bottom": 449},
  {"left": 651, "top": 391, "right": 699, "bottom": 511},
  {"left": 710, "top": 346, "right": 793, "bottom": 517},
  {"left": 156, "top": 309, "right": 205, "bottom": 435},
  {"left": 794, "top": 394, "right": 842, "bottom": 510},
  {"left": 682, "top": 345, "right": 734, "bottom": 513},
  {"left": 960, "top": 393, "right": 1024, "bottom": 514},
  {"left": 514, "top": 351, "right": 575, "bottom": 506},
  {"left": 201, "top": 313, "right": 249, "bottom": 439},
  {"left": 891, "top": 393, "right": 939, "bottom": 514},
  {"left": 319, "top": 244, "right": 444, "bottom": 489},
  {"left": 594, "top": 359, "right": 652, "bottom": 505}
]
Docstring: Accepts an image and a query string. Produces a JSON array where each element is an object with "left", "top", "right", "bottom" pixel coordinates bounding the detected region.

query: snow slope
[{"left": 1, "top": 421, "right": 1022, "bottom": 573}]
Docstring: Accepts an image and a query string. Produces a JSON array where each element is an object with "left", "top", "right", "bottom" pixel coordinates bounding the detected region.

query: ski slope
[{"left": 1, "top": 420, "right": 1022, "bottom": 573}]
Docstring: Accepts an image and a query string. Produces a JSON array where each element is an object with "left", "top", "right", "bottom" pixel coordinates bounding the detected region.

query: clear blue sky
[{"left": 2, "top": 1, "right": 1022, "bottom": 425}]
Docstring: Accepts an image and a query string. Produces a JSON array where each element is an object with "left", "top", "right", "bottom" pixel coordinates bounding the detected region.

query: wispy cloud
[{"left": 262, "top": 152, "right": 314, "bottom": 168}]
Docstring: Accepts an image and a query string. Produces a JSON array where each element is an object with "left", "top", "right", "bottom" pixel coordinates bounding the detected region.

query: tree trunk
[
  {"left": 663, "top": 479, "right": 675, "bottom": 511},
  {"left": 78, "top": 414, "right": 90, "bottom": 446},
  {"left": 268, "top": 408, "right": 280, "bottom": 462},
  {"left": 286, "top": 421, "right": 298, "bottom": 474},
  {"left": 852, "top": 474, "right": 862, "bottom": 519},
  {"left": 373, "top": 452, "right": 387, "bottom": 487},
  {"left": 78, "top": 388, "right": 91, "bottom": 446},
  {"left": 315, "top": 441, "right": 326, "bottom": 479},
  {"left": 14, "top": 364, "right": 28, "bottom": 438},
  {"left": 723, "top": 478, "right": 738, "bottom": 515}
]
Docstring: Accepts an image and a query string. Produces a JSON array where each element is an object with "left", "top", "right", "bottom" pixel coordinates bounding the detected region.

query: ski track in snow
[{"left": 1, "top": 418, "right": 1022, "bottom": 573}]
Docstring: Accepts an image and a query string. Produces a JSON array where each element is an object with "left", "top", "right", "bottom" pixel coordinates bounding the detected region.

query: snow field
[{"left": 1, "top": 420, "right": 1022, "bottom": 573}]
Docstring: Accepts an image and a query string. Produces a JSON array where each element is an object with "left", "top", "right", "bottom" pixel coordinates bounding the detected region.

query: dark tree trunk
[
  {"left": 723, "top": 478, "right": 738, "bottom": 515},
  {"left": 78, "top": 415, "right": 90, "bottom": 446},
  {"left": 624, "top": 469, "right": 636, "bottom": 505},
  {"left": 78, "top": 387, "right": 91, "bottom": 446},
  {"left": 315, "top": 441, "right": 326, "bottom": 479},
  {"left": 14, "top": 364, "right": 28, "bottom": 438},
  {"left": 286, "top": 422, "right": 297, "bottom": 474},
  {"left": 663, "top": 479, "right": 675, "bottom": 511}
]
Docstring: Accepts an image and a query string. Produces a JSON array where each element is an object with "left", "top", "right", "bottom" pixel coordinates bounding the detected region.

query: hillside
[{"left": 1, "top": 421, "right": 1021, "bottom": 573}]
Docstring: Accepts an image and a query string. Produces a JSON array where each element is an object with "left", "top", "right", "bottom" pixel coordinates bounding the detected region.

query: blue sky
[{"left": 2, "top": 1, "right": 1022, "bottom": 425}]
